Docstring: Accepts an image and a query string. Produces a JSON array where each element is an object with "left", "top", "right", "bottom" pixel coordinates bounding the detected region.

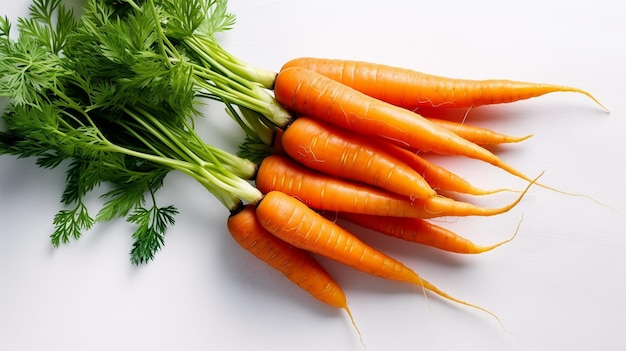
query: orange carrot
[
  {"left": 227, "top": 205, "right": 362, "bottom": 340},
  {"left": 426, "top": 118, "right": 532, "bottom": 145},
  {"left": 338, "top": 212, "right": 516, "bottom": 254},
  {"left": 255, "top": 155, "right": 533, "bottom": 219},
  {"left": 227, "top": 205, "right": 347, "bottom": 308},
  {"left": 256, "top": 190, "right": 503, "bottom": 323},
  {"left": 281, "top": 116, "right": 436, "bottom": 200},
  {"left": 374, "top": 140, "right": 510, "bottom": 195},
  {"left": 274, "top": 67, "right": 539, "bottom": 185},
  {"left": 281, "top": 57, "right": 606, "bottom": 110}
]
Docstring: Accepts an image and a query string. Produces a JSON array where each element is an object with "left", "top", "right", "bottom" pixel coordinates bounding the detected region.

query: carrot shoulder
[
  {"left": 281, "top": 57, "right": 606, "bottom": 110},
  {"left": 280, "top": 116, "right": 436, "bottom": 200}
]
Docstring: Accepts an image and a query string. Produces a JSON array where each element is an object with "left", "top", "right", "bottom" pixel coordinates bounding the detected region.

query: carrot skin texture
[
  {"left": 274, "top": 67, "right": 460, "bottom": 154},
  {"left": 281, "top": 117, "right": 436, "bottom": 200},
  {"left": 227, "top": 205, "right": 349, "bottom": 309},
  {"left": 256, "top": 191, "right": 420, "bottom": 283},
  {"left": 339, "top": 212, "right": 506, "bottom": 254},
  {"left": 374, "top": 140, "right": 507, "bottom": 195},
  {"left": 257, "top": 191, "right": 503, "bottom": 320},
  {"left": 281, "top": 57, "right": 606, "bottom": 110},
  {"left": 255, "top": 155, "right": 528, "bottom": 219},
  {"left": 274, "top": 67, "right": 536, "bottom": 183}
]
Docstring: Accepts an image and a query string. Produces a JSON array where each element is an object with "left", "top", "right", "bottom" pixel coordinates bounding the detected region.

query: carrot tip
[
  {"left": 480, "top": 171, "right": 540, "bottom": 216},
  {"left": 343, "top": 305, "right": 366, "bottom": 349},
  {"left": 523, "top": 171, "right": 615, "bottom": 210},
  {"left": 462, "top": 186, "right": 523, "bottom": 196},
  {"left": 582, "top": 91, "right": 609, "bottom": 113},
  {"left": 419, "top": 277, "right": 508, "bottom": 332},
  {"left": 513, "top": 133, "right": 534, "bottom": 143},
  {"left": 475, "top": 213, "right": 524, "bottom": 253}
]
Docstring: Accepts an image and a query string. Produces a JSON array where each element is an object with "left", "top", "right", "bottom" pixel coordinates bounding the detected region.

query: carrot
[
  {"left": 426, "top": 117, "right": 532, "bottom": 145},
  {"left": 271, "top": 128, "right": 287, "bottom": 155},
  {"left": 228, "top": 205, "right": 363, "bottom": 342},
  {"left": 280, "top": 116, "right": 436, "bottom": 200},
  {"left": 374, "top": 140, "right": 511, "bottom": 195},
  {"left": 255, "top": 155, "right": 534, "bottom": 219},
  {"left": 281, "top": 57, "right": 607, "bottom": 110},
  {"left": 338, "top": 212, "right": 517, "bottom": 254},
  {"left": 256, "top": 190, "right": 504, "bottom": 324},
  {"left": 274, "top": 67, "right": 541, "bottom": 186},
  {"left": 227, "top": 205, "right": 347, "bottom": 307}
]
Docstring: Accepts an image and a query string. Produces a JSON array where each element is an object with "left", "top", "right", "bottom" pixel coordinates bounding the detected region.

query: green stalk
[
  {"left": 187, "top": 61, "right": 291, "bottom": 126},
  {"left": 42, "top": 91, "right": 263, "bottom": 211},
  {"left": 184, "top": 35, "right": 275, "bottom": 90}
]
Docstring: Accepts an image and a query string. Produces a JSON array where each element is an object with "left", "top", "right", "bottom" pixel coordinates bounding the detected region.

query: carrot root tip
[{"left": 344, "top": 306, "right": 366, "bottom": 349}]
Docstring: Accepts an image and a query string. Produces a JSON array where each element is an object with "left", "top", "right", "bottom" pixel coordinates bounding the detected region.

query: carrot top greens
[{"left": 0, "top": 0, "right": 274, "bottom": 264}]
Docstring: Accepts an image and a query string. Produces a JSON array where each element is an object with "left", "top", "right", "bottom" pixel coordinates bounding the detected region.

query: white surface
[{"left": 1, "top": 1, "right": 625, "bottom": 350}]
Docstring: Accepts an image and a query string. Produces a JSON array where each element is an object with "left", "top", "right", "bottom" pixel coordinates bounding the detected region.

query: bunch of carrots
[
  {"left": 0, "top": 0, "right": 606, "bottom": 339},
  {"left": 226, "top": 57, "right": 606, "bottom": 331}
]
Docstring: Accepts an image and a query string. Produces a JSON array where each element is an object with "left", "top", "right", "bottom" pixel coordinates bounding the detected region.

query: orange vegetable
[
  {"left": 338, "top": 212, "right": 516, "bottom": 254},
  {"left": 426, "top": 118, "right": 532, "bottom": 145},
  {"left": 280, "top": 116, "right": 436, "bottom": 200},
  {"left": 227, "top": 205, "right": 361, "bottom": 329},
  {"left": 273, "top": 67, "right": 538, "bottom": 185},
  {"left": 227, "top": 206, "right": 348, "bottom": 308},
  {"left": 374, "top": 140, "right": 510, "bottom": 195},
  {"left": 255, "top": 155, "right": 532, "bottom": 219},
  {"left": 256, "top": 190, "right": 503, "bottom": 323},
  {"left": 281, "top": 57, "right": 606, "bottom": 110}
]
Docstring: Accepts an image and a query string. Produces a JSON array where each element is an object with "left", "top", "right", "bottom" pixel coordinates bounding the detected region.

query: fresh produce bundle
[{"left": 0, "top": 0, "right": 605, "bottom": 339}]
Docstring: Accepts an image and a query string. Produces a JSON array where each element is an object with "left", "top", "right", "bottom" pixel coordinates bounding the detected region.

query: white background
[{"left": 1, "top": 0, "right": 625, "bottom": 350}]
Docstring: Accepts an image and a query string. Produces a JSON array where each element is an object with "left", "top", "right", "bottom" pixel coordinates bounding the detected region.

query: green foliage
[
  {"left": 96, "top": 168, "right": 168, "bottom": 223},
  {"left": 161, "top": 0, "right": 236, "bottom": 39},
  {"left": 1, "top": 0, "right": 266, "bottom": 264},
  {"left": 19, "top": 0, "right": 77, "bottom": 54},
  {"left": 51, "top": 202, "right": 94, "bottom": 247},
  {"left": 128, "top": 203, "right": 179, "bottom": 264}
]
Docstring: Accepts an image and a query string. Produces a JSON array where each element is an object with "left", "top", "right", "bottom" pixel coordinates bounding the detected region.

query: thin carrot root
[
  {"left": 473, "top": 213, "right": 524, "bottom": 253},
  {"left": 566, "top": 87, "right": 609, "bottom": 112},
  {"left": 344, "top": 305, "right": 365, "bottom": 348},
  {"left": 488, "top": 156, "right": 576, "bottom": 197},
  {"left": 458, "top": 186, "right": 522, "bottom": 197},
  {"left": 422, "top": 171, "right": 539, "bottom": 219},
  {"left": 418, "top": 277, "right": 507, "bottom": 331},
  {"left": 490, "top": 171, "right": 542, "bottom": 213},
  {"left": 506, "top": 133, "right": 534, "bottom": 143},
  {"left": 495, "top": 160, "right": 612, "bottom": 207}
]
